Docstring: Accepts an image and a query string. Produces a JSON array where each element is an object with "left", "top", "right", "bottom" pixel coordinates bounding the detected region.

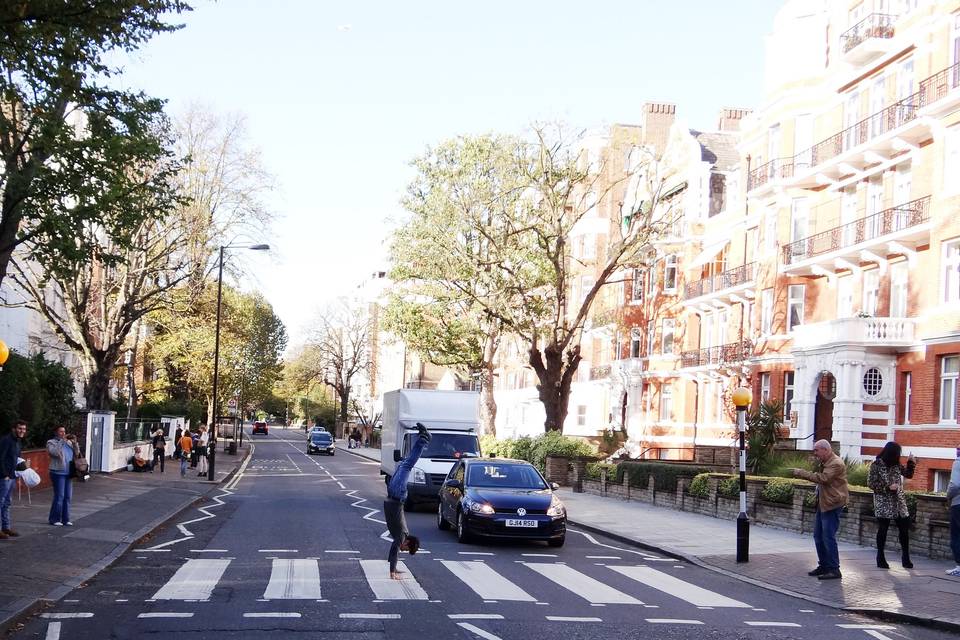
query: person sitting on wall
[{"left": 130, "top": 446, "right": 153, "bottom": 472}]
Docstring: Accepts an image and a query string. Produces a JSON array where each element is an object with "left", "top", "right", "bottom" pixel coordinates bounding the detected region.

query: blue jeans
[
  {"left": 180, "top": 455, "right": 189, "bottom": 477},
  {"left": 0, "top": 477, "right": 15, "bottom": 530},
  {"left": 49, "top": 472, "right": 72, "bottom": 525},
  {"left": 951, "top": 505, "right": 960, "bottom": 564},
  {"left": 814, "top": 507, "right": 842, "bottom": 571}
]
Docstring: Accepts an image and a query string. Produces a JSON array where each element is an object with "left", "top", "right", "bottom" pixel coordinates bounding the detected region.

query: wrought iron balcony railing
[
  {"left": 782, "top": 196, "right": 930, "bottom": 266},
  {"left": 840, "top": 13, "right": 896, "bottom": 54},
  {"left": 680, "top": 340, "right": 753, "bottom": 368},
  {"left": 919, "top": 60, "right": 960, "bottom": 107},
  {"left": 747, "top": 158, "right": 796, "bottom": 191},
  {"left": 590, "top": 364, "right": 611, "bottom": 381},
  {"left": 684, "top": 262, "right": 756, "bottom": 300}
]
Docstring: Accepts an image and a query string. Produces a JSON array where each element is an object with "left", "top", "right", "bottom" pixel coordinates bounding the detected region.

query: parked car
[
  {"left": 252, "top": 421, "right": 269, "bottom": 435},
  {"left": 307, "top": 431, "right": 335, "bottom": 456},
  {"left": 437, "top": 458, "right": 566, "bottom": 547}
]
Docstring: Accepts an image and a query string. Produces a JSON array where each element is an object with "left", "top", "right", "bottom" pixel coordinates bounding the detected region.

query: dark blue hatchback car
[
  {"left": 307, "top": 431, "right": 335, "bottom": 456},
  {"left": 437, "top": 458, "right": 566, "bottom": 547}
]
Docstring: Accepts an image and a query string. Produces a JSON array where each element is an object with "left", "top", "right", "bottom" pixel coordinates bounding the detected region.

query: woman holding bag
[
  {"left": 151, "top": 427, "right": 167, "bottom": 473},
  {"left": 46, "top": 426, "right": 80, "bottom": 526}
]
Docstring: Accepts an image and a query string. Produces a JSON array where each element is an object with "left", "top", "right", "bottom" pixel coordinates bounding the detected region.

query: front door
[{"left": 814, "top": 372, "right": 836, "bottom": 443}]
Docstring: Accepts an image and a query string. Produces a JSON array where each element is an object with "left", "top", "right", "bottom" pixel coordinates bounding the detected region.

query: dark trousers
[
  {"left": 951, "top": 505, "right": 960, "bottom": 564},
  {"left": 384, "top": 498, "right": 407, "bottom": 573},
  {"left": 153, "top": 448, "right": 165, "bottom": 472},
  {"left": 813, "top": 507, "right": 842, "bottom": 571},
  {"left": 48, "top": 472, "right": 72, "bottom": 525},
  {"left": 876, "top": 516, "right": 910, "bottom": 560}
]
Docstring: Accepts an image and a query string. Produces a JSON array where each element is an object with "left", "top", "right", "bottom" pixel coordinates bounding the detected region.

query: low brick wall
[
  {"left": 544, "top": 456, "right": 570, "bottom": 486},
  {"left": 581, "top": 472, "right": 953, "bottom": 559},
  {"left": 19, "top": 448, "right": 52, "bottom": 490}
]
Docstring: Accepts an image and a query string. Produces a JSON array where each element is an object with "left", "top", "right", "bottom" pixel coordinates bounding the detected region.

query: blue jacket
[
  {"left": 0, "top": 432, "right": 22, "bottom": 480},
  {"left": 387, "top": 435, "right": 429, "bottom": 502}
]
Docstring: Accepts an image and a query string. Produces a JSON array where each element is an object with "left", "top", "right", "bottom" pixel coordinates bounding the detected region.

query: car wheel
[
  {"left": 437, "top": 502, "right": 450, "bottom": 530},
  {"left": 456, "top": 509, "right": 472, "bottom": 544},
  {"left": 548, "top": 535, "right": 565, "bottom": 548}
]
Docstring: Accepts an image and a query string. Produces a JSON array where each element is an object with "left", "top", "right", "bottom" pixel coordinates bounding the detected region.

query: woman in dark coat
[{"left": 868, "top": 441, "right": 916, "bottom": 568}]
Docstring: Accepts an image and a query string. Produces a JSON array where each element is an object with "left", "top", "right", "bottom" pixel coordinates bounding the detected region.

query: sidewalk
[
  {"left": 336, "top": 442, "right": 960, "bottom": 631},
  {"left": 0, "top": 443, "right": 250, "bottom": 632}
]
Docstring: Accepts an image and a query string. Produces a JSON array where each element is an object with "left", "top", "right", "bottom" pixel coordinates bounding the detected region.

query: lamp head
[
  {"left": 248, "top": 244, "right": 270, "bottom": 251},
  {"left": 0, "top": 338, "right": 8, "bottom": 369},
  {"left": 732, "top": 386, "right": 752, "bottom": 409}
]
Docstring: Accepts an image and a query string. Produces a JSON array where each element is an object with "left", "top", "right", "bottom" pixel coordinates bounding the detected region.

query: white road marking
[
  {"left": 441, "top": 560, "right": 536, "bottom": 602},
  {"left": 569, "top": 529, "right": 662, "bottom": 559},
  {"left": 586, "top": 556, "right": 620, "bottom": 560},
  {"left": 190, "top": 549, "right": 229, "bottom": 553},
  {"left": 259, "top": 549, "right": 298, "bottom": 553},
  {"left": 646, "top": 618, "right": 704, "bottom": 625},
  {"left": 40, "top": 613, "right": 94, "bottom": 619},
  {"left": 152, "top": 559, "right": 231, "bottom": 600},
  {"left": 339, "top": 613, "right": 401, "bottom": 619},
  {"left": 521, "top": 553, "right": 556, "bottom": 558},
  {"left": 457, "top": 623, "right": 503, "bottom": 640},
  {"left": 243, "top": 612, "right": 301, "bottom": 618},
  {"left": 285, "top": 453, "right": 302, "bottom": 472},
  {"left": 609, "top": 565, "right": 751, "bottom": 608},
  {"left": 545, "top": 616, "right": 602, "bottom": 622},
  {"left": 458, "top": 552, "right": 495, "bottom": 556},
  {"left": 524, "top": 563, "right": 642, "bottom": 605},
  {"left": 263, "top": 559, "right": 322, "bottom": 600},
  {"left": 324, "top": 550, "right": 360, "bottom": 554},
  {"left": 337, "top": 481, "right": 346, "bottom": 489},
  {"left": 448, "top": 614, "right": 505, "bottom": 620},
  {"left": 837, "top": 625, "right": 896, "bottom": 630},
  {"left": 359, "top": 559, "right": 428, "bottom": 600},
  {"left": 137, "top": 613, "right": 194, "bottom": 618},
  {"left": 135, "top": 549, "right": 171, "bottom": 552},
  {"left": 745, "top": 621, "right": 802, "bottom": 627},
  {"left": 863, "top": 631, "right": 897, "bottom": 640},
  {"left": 44, "top": 622, "right": 60, "bottom": 640}
]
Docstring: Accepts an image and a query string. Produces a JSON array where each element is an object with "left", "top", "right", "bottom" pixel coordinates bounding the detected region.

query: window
[
  {"left": 890, "top": 262, "right": 908, "bottom": 317},
  {"left": 841, "top": 187, "right": 858, "bottom": 246},
  {"left": 787, "top": 285, "right": 805, "bottom": 331},
  {"left": 582, "top": 234, "right": 596, "bottom": 259},
  {"left": 941, "top": 356, "right": 959, "bottom": 422},
  {"left": 576, "top": 405, "right": 587, "bottom": 427},
  {"left": 647, "top": 259, "right": 658, "bottom": 296},
  {"left": 647, "top": 320, "right": 655, "bottom": 356},
  {"left": 761, "top": 288, "right": 774, "bottom": 334},
  {"left": 630, "top": 328, "right": 642, "bottom": 358},
  {"left": 897, "top": 58, "right": 915, "bottom": 102},
  {"left": 863, "top": 269, "right": 880, "bottom": 316},
  {"left": 581, "top": 276, "right": 595, "bottom": 302},
  {"left": 642, "top": 382, "right": 651, "bottom": 418},
  {"left": 837, "top": 275, "right": 854, "bottom": 318},
  {"left": 790, "top": 198, "right": 809, "bottom": 244},
  {"left": 946, "top": 126, "right": 960, "bottom": 195},
  {"left": 631, "top": 269, "right": 644, "bottom": 303},
  {"left": 902, "top": 372, "right": 912, "bottom": 424},
  {"left": 764, "top": 211, "right": 777, "bottom": 254},
  {"left": 784, "top": 372, "right": 795, "bottom": 424},
  {"left": 863, "top": 368, "right": 883, "bottom": 397},
  {"left": 760, "top": 373, "right": 771, "bottom": 401},
  {"left": 659, "top": 383, "right": 673, "bottom": 422},
  {"left": 664, "top": 255, "right": 678, "bottom": 293},
  {"left": 944, "top": 239, "right": 960, "bottom": 304},
  {"left": 934, "top": 470, "right": 952, "bottom": 493},
  {"left": 662, "top": 319, "right": 675, "bottom": 354}
]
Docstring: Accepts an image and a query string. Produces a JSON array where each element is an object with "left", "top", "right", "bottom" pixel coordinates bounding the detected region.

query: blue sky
[{"left": 118, "top": 0, "right": 784, "bottom": 344}]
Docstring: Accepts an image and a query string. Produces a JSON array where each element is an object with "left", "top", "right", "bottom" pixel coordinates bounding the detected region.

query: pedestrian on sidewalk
[
  {"left": 151, "top": 427, "right": 166, "bottom": 473},
  {"left": 46, "top": 426, "right": 80, "bottom": 526},
  {"left": 947, "top": 444, "right": 960, "bottom": 577},
  {"left": 179, "top": 429, "right": 193, "bottom": 478},
  {"left": 173, "top": 425, "right": 183, "bottom": 462},
  {"left": 190, "top": 427, "right": 200, "bottom": 468},
  {"left": 131, "top": 446, "right": 153, "bottom": 472},
  {"left": 792, "top": 439, "right": 849, "bottom": 580},
  {"left": 384, "top": 423, "right": 430, "bottom": 580},
  {"left": 197, "top": 426, "right": 209, "bottom": 477},
  {"left": 868, "top": 441, "right": 916, "bottom": 569},
  {"left": 0, "top": 420, "right": 27, "bottom": 539}
]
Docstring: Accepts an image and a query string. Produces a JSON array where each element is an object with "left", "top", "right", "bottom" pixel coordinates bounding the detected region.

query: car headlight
[
  {"left": 468, "top": 500, "right": 495, "bottom": 515},
  {"left": 547, "top": 496, "right": 566, "bottom": 517},
  {"left": 410, "top": 467, "right": 426, "bottom": 485}
]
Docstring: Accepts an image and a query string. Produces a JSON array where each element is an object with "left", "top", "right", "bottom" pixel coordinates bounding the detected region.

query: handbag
[{"left": 75, "top": 456, "right": 89, "bottom": 474}]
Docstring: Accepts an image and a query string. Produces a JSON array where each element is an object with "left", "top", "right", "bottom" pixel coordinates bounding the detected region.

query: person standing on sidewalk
[
  {"left": 151, "top": 427, "right": 166, "bottom": 473},
  {"left": 947, "top": 444, "right": 960, "bottom": 577},
  {"left": 868, "top": 441, "right": 916, "bottom": 569},
  {"left": 792, "top": 439, "right": 849, "bottom": 580},
  {"left": 46, "top": 426, "right": 80, "bottom": 526},
  {"left": 179, "top": 428, "right": 193, "bottom": 478},
  {"left": 384, "top": 423, "right": 430, "bottom": 580},
  {"left": 0, "top": 421, "right": 27, "bottom": 539},
  {"left": 173, "top": 425, "right": 183, "bottom": 462},
  {"left": 196, "top": 426, "right": 209, "bottom": 477}
]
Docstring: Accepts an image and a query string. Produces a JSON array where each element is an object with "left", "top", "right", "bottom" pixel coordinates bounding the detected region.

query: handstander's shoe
[
  {"left": 817, "top": 570, "right": 842, "bottom": 580},
  {"left": 807, "top": 566, "right": 825, "bottom": 576}
]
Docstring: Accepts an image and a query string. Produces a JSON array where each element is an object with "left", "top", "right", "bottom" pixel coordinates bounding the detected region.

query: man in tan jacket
[{"left": 792, "top": 439, "right": 849, "bottom": 580}]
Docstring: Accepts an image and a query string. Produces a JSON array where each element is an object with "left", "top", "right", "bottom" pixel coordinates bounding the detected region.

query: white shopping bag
[{"left": 18, "top": 467, "right": 41, "bottom": 488}]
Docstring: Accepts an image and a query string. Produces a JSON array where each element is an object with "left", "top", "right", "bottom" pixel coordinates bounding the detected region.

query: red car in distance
[{"left": 252, "top": 421, "right": 269, "bottom": 435}]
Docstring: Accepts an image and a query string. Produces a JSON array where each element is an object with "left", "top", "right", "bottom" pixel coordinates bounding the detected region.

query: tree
[
  {"left": 0, "top": 0, "right": 191, "bottom": 291},
  {"left": 0, "top": 350, "right": 76, "bottom": 447}
]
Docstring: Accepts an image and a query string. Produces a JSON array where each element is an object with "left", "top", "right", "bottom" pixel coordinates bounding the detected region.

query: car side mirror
[
  {"left": 551, "top": 482, "right": 560, "bottom": 491},
  {"left": 444, "top": 479, "right": 462, "bottom": 490},
  {"left": 393, "top": 449, "right": 402, "bottom": 462}
]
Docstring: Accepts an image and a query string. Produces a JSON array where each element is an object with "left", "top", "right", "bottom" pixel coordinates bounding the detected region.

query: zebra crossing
[{"left": 145, "top": 556, "right": 752, "bottom": 610}]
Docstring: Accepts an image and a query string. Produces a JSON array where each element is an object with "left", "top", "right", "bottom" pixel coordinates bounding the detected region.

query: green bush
[
  {"left": 614, "top": 461, "right": 715, "bottom": 491},
  {"left": 688, "top": 473, "right": 710, "bottom": 498},
  {"left": 747, "top": 400, "right": 783, "bottom": 474},
  {"left": 766, "top": 451, "right": 817, "bottom": 478},
  {"left": 718, "top": 476, "right": 740, "bottom": 499},
  {"left": 802, "top": 491, "right": 818, "bottom": 509},
  {"left": 479, "top": 434, "right": 499, "bottom": 457},
  {"left": 760, "top": 478, "right": 795, "bottom": 504},
  {"left": 479, "top": 432, "right": 594, "bottom": 472},
  {"left": 0, "top": 350, "right": 77, "bottom": 447},
  {"left": 845, "top": 460, "right": 870, "bottom": 488},
  {"left": 586, "top": 462, "right": 618, "bottom": 480}
]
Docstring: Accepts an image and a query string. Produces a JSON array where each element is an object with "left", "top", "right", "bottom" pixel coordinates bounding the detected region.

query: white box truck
[{"left": 380, "top": 388, "right": 482, "bottom": 509}]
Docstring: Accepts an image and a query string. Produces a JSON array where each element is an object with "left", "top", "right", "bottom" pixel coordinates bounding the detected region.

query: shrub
[
  {"left": 479, "top": 432, "right": 594, "bottom": 472},
  {"left": 688, "top": 473, "right": 710, "bottom": 498},
  {"left": 718, "top": 476, "right": 740, "bottom": 499},
  {"left": 586, "top": 462, "right": 618, "bottom": 480},
  {"left": 767, "top": 451, "right": 817, "bottom": 478},
  {"left": 760, "top": 478, "right": 795, "bottom": 504},
  {"left": 615, "top": 461, "right": 715, "bottom": 491},
  {"left": 747, "top": 400, "right": 784, "bottom": 474},
  {"left": 845, "top": 460, "right": 870, "bottom": 488},
  {"left": 802, "top": 491, "right": 818, "bottom": 509},
  {"left": 479, "top": 434, "right": 499, "bottom": 457},
  {"left": 0, "top": 350, "right": 77, "bottom": 448}
]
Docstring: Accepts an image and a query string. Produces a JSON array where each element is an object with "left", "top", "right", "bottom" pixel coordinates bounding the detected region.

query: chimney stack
[
  {"left": 717, "top": 107, "right": 752, "bottom": 132},
  {"left": 641, "top": 102, "right": 677, "bottom": 157}
]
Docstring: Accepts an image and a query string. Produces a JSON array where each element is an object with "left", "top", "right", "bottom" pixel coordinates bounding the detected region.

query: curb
[{"left": 567, "top": 516, "right": 959, "bottom": 633}]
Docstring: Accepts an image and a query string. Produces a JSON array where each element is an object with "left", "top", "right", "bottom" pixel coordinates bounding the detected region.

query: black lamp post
[
  {"left": 732, "top": 386, "right": 753, "bottom": 562},
  {"left": 209, "top": 243, "right": 269, "bottom": 480}
]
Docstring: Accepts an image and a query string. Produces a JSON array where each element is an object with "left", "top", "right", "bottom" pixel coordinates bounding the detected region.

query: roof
[
  {"left": 690, "top": 130, "right": 740, "bottom": 172},
  {"left": 465, "top": 457, "right": 533, "bottom": 466}
]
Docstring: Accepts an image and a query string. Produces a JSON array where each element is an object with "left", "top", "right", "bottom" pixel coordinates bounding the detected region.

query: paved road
[{"left": 11, "top": 428, "right": 956, "bottom": 640}]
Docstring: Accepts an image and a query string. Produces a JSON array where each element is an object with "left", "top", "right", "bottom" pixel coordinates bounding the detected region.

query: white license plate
[{"left": 505, "top": 519, "right": 538, "bottom": 528}]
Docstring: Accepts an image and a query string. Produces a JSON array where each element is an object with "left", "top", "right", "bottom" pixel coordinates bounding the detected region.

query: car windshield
[
  {"left": 311, "top": 434, "right": 332, "bottom": 443},
  {"left": 466, "top": 463, "right": 548, "bottom": 490},
  {"left": 404, "top": 432, "right": 479, "bottom": 460}
]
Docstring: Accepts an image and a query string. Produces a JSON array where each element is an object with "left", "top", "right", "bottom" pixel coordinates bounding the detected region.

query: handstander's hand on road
[
  {"left": 415, "top": 422, "right": 431, "bottom": 443},
  {"left": 390, "top": 570, "right": 407, "bottom": 581}
]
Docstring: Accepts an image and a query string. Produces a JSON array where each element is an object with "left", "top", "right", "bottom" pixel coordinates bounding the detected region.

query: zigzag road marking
[{"left": 569, "top": 528, "right": 663, "bottom": 559}]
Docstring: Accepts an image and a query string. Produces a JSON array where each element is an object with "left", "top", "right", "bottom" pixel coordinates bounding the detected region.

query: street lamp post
[
  {"left": 209, "top": 243, "right": 269, "bottom": 481},
  {"left": 732, "top": 386, "right": 753, "bottom": 563}
]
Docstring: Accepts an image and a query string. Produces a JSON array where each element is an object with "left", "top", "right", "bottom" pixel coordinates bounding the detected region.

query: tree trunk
[
  {"left": 83, "top": 357, "right": 116, "bottom": 411},
  {"left": 479, "top": 364, "right": 497, "bottom": 437},
  {"left": 529, "top": 342, "right": 580, "bottom": 433}
]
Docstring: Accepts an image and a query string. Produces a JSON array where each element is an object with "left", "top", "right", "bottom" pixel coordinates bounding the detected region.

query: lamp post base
[{"left": 736, "top": 512, "right": 750, "bottom": 563}]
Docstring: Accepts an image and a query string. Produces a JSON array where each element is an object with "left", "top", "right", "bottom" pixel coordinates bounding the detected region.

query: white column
[{"left": 792, "top": 363, "right": 815, "bottom": 450}]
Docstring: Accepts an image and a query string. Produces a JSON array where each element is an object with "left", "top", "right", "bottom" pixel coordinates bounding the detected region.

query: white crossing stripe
[
  {"left": 138, "top": 613, "right": 194, "bottom": 618},
  {"left": 45, "top": 622, "right": 61, "bottom": 640},
  {"left": 152, "top": 559, "right": 231, "bottom": 600},
  {"left": 40, "top": 613, "right": 94, "bottom": 619},
  {"left": 609, "top": 566, "right": 751, "bottom": 608},
  {"left": 646, "top": 619, "right": 703, "bottom": 625},
  {"left": 263, "top": 559, "right": 322, "bottom": 600},
  {"left": 359, "top": 560, "right": 428, "bottom": 600},
  {"left": 456, "top": 623, "right": 503, "bottom": 640},
  {"left": 744, "top": 621, "right": 802, "bottom": 627},
  {"left": 523, "top": 563, "right": 642, "bottom": 605},
  {"left": 441, "top": 561, "right": 536, "bottom": 602},
  {"left": 243, "top": 612, "right": 301, "bottom": 618},
  {"left": 448, "top": 614, "right": 505, "bottom": 620},
  {"left": 546, "top": 616, "right": 601, "bottom": 622},
  {"left": 340, "top": 613, "right": 402, "bottom": 619}
]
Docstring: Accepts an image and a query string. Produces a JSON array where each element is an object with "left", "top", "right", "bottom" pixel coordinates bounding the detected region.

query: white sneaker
[
  {"left": 64, "top": 522, "right": 74, "bottom": 526},
  {"left": 946, "top": 566, "right": 960, "bottom": 577},
  {"left": 51, "top": 522, "right": 63, "bottom": 526}
]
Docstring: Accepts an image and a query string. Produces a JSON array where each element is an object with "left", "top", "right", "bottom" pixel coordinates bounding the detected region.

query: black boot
[
  {"left": 876, "top": 551, "right": 889, "bottom": 569},
  {"left": 898, "top": 519, "right": 913, "bottom": 569},
  {"left": 876, "top": 519, "right": 890, "bottom": 568}
]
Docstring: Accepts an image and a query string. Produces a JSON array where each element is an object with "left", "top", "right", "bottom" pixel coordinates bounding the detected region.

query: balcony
[
  {"left": 683, "top": 262, "right": 756, "bottom": 308},
  {"left": 680, "top": 340, "right": 753, "bottom": 369},
  {"left": 611, "top": 357, "right": 644, "bottom": 381},
  {"left": 590, "top": 364, "right": 611, "bottom": 381},
  {"left": 918, "top": 61, "right": 960, "bottom": 118},
  {"left": 782, "top": 196, "right": 930, "bottom": 275},
  {"left": 747, "top": 158, "right": 796, "bottom": 195},
  {"left": 792, "top": 317, "right": 916, "bottom": 352},
  {"left": 841, "top": 13, "right": 896, "bottom": 65}
]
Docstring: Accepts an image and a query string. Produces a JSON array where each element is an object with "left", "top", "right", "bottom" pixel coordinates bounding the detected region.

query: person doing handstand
[{"left": 384, "top": 422, "right": 431, "bottom": 580}]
